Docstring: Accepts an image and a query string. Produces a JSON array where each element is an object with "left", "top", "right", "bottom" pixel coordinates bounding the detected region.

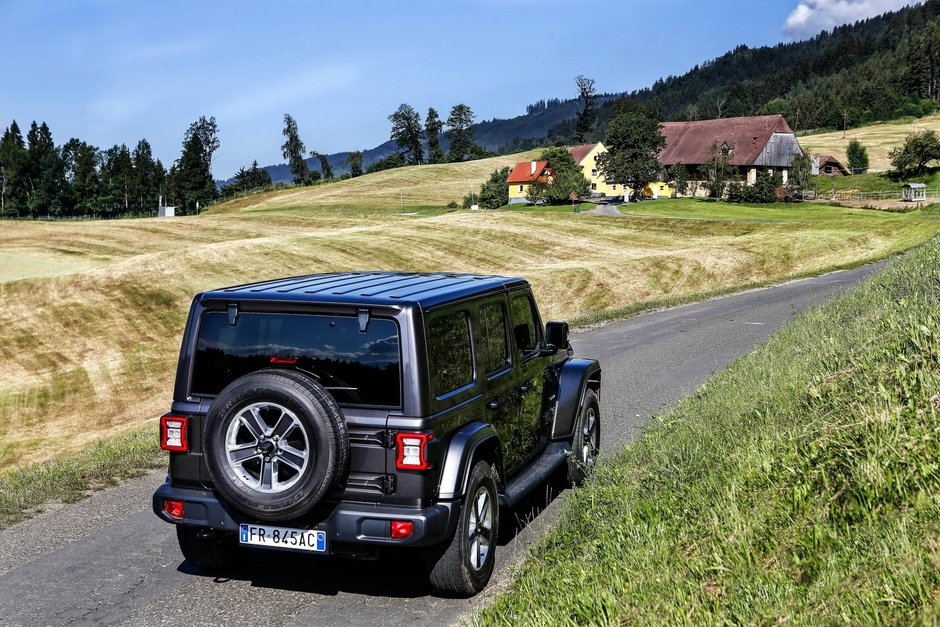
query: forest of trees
[
  {"left": 0, "top": 116, "right": 222, "bottom": 218},
  {"left": 582, "top": 0, "right": 940, "bottom": 138}
]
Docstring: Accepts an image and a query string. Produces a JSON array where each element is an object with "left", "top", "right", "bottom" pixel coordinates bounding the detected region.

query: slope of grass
[
  {"left": 209, "top": 149, "right": 543, "bottom": 213},
  {"left": 477, "top": 237, "right": 940, "bottom": 624},
  {"left": 800, "top": 112, "right": 940, "bottom": 171},
  {"left": 0, "top": 198, "right": 938, "bottom": 473}
]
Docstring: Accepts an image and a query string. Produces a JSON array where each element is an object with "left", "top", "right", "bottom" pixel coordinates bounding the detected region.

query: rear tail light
[
  {"left": 160, "top": 415, "right": 189, "bottom": 452},
  {"left": 395, "top": 432, "right": 432, "bottom": 470},
  {"left": 163, "top": 499, "right": 184, "bottom": 519},
  {"left": 390, "top": 520, "right": 414, "bottom": 539}
]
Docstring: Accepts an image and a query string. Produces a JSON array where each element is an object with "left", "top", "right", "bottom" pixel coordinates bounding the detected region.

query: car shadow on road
[{"left": 174, "top": 468, "right": 570, "bottom": 598}]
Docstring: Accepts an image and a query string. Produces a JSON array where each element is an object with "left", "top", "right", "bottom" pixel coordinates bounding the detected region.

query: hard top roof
[{"left": 199, "top": 271, "right": 529, "bottom": 308}]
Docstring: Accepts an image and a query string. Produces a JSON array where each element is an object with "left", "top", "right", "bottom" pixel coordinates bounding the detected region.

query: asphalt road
[{"left": 0, "top": 261, "right": 886, "bottom": 626}]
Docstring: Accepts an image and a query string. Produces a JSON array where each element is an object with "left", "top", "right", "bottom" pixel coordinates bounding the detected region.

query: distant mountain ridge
[{"left": 225, "top": 0, "right": 940, "bottom": 184}]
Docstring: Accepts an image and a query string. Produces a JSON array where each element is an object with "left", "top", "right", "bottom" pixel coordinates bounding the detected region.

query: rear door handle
[{"left": 487, "top": 397, "right": 507, "bottom": 410}]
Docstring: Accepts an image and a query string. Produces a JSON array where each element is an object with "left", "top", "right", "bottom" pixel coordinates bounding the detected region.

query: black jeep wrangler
[{"left": 153, "top": 271, "right": 601, "bottom": 596}]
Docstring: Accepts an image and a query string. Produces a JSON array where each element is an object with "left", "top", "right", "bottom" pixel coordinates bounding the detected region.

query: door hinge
[
  {"left": 382, "top": 474, "right": 397, "bottom": 495},
  {"left": 384, "top": 430, "right": 396, "bottom": 448}
]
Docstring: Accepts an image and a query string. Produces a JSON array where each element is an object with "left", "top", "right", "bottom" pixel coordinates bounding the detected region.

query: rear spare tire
[{"left": 203, "top": 369, "right": 349, "bottom": 521}]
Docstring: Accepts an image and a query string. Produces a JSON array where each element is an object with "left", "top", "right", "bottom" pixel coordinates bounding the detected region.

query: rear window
[{"left": 191, "top": 311, "right": 401, "bottom": 408}]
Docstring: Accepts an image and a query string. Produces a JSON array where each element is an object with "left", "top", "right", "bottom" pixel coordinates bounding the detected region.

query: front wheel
[
  {"left": 176, "top": 526, "right": 239, "bottom": 573},
  {"left": 567, "top": 389, "right": 600, "bottom": 486},
  {"left": 426, "top": 460, "right": 499, "bottom": 597}
]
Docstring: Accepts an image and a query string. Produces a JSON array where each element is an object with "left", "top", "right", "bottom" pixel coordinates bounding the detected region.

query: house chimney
[{"left": 530, "top": 160, "right": 537, "bottom": 175}]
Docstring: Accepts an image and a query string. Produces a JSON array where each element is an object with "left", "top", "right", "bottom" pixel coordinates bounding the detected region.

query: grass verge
[
  {"left": 477, "top": 237, "right": 940, "bottom": 624},
  {"left": 0, "top": 425, "right": 162, "bottom": 529}
]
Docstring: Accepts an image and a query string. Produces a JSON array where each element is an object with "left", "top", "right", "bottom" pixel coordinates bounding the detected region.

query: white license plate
[{"left": 239, "top": 523, "right": 326, "bottom": 553}]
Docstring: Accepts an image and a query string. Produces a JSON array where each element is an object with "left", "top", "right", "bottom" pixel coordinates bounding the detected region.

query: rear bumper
[{"left": 152, "top": 480, "right": 459, "bottom": 550}]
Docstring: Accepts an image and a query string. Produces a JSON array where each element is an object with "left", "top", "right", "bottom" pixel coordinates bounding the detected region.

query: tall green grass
[
  {"left": 0, "top": 427, "right": 162, "bottom": 528},
  {"left": 478, "top": 238, "right": 940, "bottom": 624}
]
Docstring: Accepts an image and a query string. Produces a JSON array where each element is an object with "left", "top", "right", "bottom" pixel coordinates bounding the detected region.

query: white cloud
[{"left": 783, "top": 0, "right": 920, "bottom": 37}]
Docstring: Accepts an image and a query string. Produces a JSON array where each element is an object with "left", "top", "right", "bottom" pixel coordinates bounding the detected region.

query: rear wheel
[
  {"left": 567, "top": 389, "right": 600, "bottom": 486},
  {"left": 176, "top": 526, "right": 239, "bottom": 573},
  {"left": 426, "top": 461, "right": 499, "bottom": 597}
]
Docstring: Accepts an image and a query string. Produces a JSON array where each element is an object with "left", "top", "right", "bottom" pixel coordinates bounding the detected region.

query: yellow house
[
  {"left": 568, "top": 142, "right": 672, "bottom": 199},
  {"left": 568, "top": 143, "right": 620, "bottom": 198},
  {"left": 507, "top": 160, "right": 554, "bottom": 204}
]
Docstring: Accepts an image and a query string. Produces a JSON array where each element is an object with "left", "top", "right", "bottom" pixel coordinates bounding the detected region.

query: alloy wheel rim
[
  {"left": 224, "top": 402, "right": 310, "bottom": 493},
  {"left": 467, "top": 486, "right": 493, "bottom": 571},
  {"left": 581, "top": 407, "right": 598, "bottom": 469}
]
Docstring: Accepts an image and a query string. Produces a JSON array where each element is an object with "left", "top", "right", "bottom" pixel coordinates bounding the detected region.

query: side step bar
[{"left": 499, "top": 442, "right": 570, "bottom": 508}]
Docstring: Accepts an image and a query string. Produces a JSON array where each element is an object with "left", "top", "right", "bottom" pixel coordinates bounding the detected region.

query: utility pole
[{"left": 842, "top": 109, "right": 847, "bottom": 138}]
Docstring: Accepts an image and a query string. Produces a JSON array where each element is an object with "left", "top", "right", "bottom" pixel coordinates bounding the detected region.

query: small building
[
  {"left": 507, "top": 160, "right": 554, "bottom": 204},
  {"left": 814, "top": 155, "right": 850, "bottom": 176},
  {"left": 157, "top": 205, "right": 176, "bottom": 217},
  {"left": 902, "top": 183, "right": 927, "bottom": 202}
]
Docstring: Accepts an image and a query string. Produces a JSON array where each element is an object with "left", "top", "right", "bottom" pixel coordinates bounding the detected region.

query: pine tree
[
  {"left": 62, "top": 139, "right": 100, "bottom": 215},
  {"left": 132, "top": 139, "right": 161, "bottom": 211},
  {"left": 0, "top": 121, "right": 28, "bottom": 216},
  {"left": 175, "top": 132, "right": 216, "bottom": 213},
  {"left": 100, "top": 144, "right": 133, "bottom": 213},
  {"left": 25, "top": 121, "right": 66, "bottom": 215}
]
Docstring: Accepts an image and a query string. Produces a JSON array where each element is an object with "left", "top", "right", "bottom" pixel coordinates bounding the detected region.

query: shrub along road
[{"left": 0, "top": 262, "right": 885, "bottom": 626}]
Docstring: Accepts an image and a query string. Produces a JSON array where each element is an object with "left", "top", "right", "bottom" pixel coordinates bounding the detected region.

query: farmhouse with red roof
[
  {"left": 659, "top": 114, "right": 804, "bottom": 191},
  {"left": 507, "top": 160, "right": 555, "bottom": 204}
]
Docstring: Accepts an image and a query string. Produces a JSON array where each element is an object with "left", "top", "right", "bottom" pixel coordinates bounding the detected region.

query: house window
[
  {"left": 659, "top": 185, "right": 665, "bottom": 191},
  {"left": 591, "top": 169, "right": 598, "bottom": 177},
  {"left": 591, "top": 183, "right": 597, "bottom": 191},
  {"left": 611, "top": 184, "right": 617, "bottom": 191},
  {"left": 518, "top": 185, "right": 524, "bottom": 192}
]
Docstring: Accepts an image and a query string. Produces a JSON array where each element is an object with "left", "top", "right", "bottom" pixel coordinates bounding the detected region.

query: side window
[
  {"left": 510, "top": 295, "right": 539, "bottom": 359},
  {"left": 478, "top": 302, "right": 510, "bottom": 374},
  {"left": 428, "top": 310, "right": 474, "bottom": 396}
]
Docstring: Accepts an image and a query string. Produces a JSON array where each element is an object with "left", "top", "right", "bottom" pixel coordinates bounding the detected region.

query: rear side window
[
  {"left": 427, "top": 310, "right": 474, "bottom": 397},
  {"left": 191, "top": 312, "right": 401, "bottom": 408},
  {"left": 510, "top": 294, "right": 539, "bottom": 358},
  {"left": 478, "top": 302, "right": 510, "bottom": 374}
]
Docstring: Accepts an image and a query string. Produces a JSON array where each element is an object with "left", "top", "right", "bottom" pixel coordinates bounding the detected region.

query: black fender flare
[
  {"left": 550, "top": 359, "right": 601, "bottom": 440},
  {"left": 436, "top": 421, "right": 503, "bottom": 500}
]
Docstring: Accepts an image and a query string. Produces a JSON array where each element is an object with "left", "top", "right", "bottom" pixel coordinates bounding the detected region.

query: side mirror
[{"left": 544, "top": 321, "right": 569, "bottom": 355}]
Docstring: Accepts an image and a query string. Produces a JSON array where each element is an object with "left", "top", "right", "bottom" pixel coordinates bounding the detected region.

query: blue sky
[{"left": 0, "top": 0, "right": 919, "bottom": 178}]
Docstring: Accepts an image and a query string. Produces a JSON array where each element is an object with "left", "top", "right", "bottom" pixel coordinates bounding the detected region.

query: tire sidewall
[
  {"left": 568, "top": 389, "right": 600, "bottom": 485},
  {"left": 204, "top": 371, "right": 342, "bottom": 520},
  {"left": 458, "top": 461, "right": 498, "bottom": 590}
]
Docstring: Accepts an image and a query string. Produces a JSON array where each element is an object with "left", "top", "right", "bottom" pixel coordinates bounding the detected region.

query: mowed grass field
[
  {"left": 0, "top": 159, "right": 939, "bottom": 474},
  {"left": 800, "top": 112, "right": 940, "bottom": 171},
  {"left": 214, "top": 149, "right": 542, "bottom": 213}
]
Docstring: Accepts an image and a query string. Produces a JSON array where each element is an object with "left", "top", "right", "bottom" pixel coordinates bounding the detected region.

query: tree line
[{"left": 0, "top": 116, "right": 221, "bottom": 217}]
